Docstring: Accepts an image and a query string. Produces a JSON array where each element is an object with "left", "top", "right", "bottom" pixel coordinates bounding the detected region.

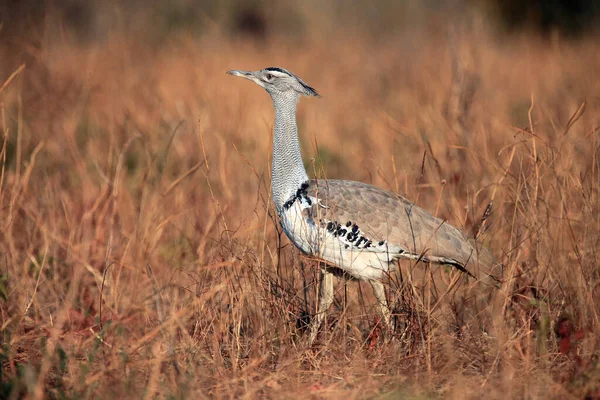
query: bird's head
[{"left": 226, "top": 67, "right": 319, "bottom": 99}]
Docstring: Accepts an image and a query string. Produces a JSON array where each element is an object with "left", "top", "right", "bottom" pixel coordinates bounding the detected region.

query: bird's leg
[
  {"left": 308, "top": 266, "right": 334, "bottom": 345},
  {"left": 369, "top": 280, "right": 393, "bottom": 332}
]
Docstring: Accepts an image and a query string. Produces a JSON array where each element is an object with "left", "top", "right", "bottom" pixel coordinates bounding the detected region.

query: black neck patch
[{"left": 283, "top": 181, "right": 311, "bottom": 210}]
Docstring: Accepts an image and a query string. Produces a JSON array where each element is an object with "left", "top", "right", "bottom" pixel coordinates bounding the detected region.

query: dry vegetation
[{"left": 1, "top": 12, "right": 600, "bottom": 399}]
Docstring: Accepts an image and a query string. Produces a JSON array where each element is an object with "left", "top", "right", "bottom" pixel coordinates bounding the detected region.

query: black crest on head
[
  {"left": 265, "top": 67, "right": 292, "bottom": 76},
  {"left": 296, "top": 78, "right": 319, "bottom": 98},
  {"left": 264, "top": 67, "right": 320, "bottom": 98}
]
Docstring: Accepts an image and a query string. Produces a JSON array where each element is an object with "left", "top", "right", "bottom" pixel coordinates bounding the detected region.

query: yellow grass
[{"left": 1, "top": 15, "right": 600, "bottom": 399}]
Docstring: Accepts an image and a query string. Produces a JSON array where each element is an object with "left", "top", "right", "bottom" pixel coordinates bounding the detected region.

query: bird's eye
[{"left": 265, "top": 73, "right": 274, "bottom": 81}]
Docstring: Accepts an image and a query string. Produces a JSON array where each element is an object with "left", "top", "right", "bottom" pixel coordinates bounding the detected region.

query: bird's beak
[{"left": 226, "top": 70, "right": 255, "bottom": 80}]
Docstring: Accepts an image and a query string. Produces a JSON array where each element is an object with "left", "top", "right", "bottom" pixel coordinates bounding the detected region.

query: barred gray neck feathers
[{"left": 270, "top": 91, "right": 309, "bottom": 212}]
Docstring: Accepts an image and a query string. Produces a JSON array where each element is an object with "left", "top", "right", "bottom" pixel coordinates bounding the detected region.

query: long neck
[{"left": 270, "top": 92, "right": 309, "bottom": 211}]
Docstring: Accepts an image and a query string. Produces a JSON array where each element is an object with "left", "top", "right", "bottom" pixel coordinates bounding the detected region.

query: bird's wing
[{"left": 306, "top": 179, "right": 500, "bottom": 281}]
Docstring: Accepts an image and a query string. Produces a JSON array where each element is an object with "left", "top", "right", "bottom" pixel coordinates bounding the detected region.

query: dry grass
[{"left": 1, "top": 18, "right": 600, "bottom": 399}]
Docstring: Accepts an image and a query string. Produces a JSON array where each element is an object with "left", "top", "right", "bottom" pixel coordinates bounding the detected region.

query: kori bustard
[{"left": 227, "top": 67, "right": 500, "bottom": 344}]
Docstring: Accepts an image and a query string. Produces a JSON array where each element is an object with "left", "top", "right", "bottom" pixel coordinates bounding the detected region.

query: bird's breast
[{"left": 278, "top": 199, "right": 320, "bottom": 255}]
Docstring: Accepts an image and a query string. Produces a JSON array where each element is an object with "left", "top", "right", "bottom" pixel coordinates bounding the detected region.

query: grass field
[{"left": 1, "top": 7, "right": 600, "bottom": 398}]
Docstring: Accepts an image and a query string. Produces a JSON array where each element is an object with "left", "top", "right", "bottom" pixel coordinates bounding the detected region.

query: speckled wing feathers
[{"left": 306, "top": 179, "right": 498, "bottom": 280}]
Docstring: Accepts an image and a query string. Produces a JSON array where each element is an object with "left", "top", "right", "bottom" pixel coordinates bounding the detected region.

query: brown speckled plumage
[{"left": 306, "top": 179, "right": 498, "bottom": 281}]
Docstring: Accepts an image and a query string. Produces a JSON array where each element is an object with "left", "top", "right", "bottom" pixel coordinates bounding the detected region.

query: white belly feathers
[{"left": 278, "top": 195, "right": 398, "bottom": 280}]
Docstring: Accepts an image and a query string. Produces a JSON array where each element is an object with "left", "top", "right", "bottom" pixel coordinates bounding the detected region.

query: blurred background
[
  {"left": 2, "top": 1, "right": 600, "bottom": 398},
  {"left": 1, "top": 0, "right": 600, "bottom": 45}
]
